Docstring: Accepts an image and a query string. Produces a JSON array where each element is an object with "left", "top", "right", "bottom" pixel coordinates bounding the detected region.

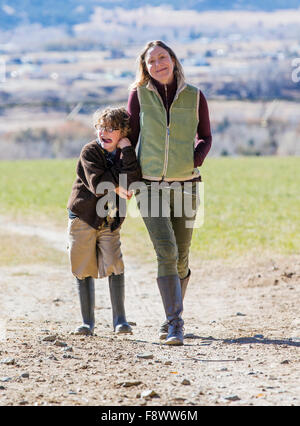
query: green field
[{"left": 1, "top": 157, "right": 299, "bottom": 259}]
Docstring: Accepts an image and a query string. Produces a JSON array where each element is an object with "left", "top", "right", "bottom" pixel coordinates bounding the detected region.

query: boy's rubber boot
[
  {"left": 159, "top": 270, "right": 191, "bottom": 340},
  {"left": 157, "top": 275, "right": 184, "bottom": 346},
  {"left": 74, "top": 277, "right": 95, "bottom": 336},
  {"left": 108, "top": 273, "right": 132, "bottom": 334}
]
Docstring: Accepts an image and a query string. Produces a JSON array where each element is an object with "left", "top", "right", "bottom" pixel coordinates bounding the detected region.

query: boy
[{"left": 67, "top": 107, "right": 141, "bottom": 336}]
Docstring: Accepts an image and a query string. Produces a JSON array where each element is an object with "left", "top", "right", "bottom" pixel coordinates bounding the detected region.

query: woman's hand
[
  {"left": 117, "top": 137, "right": 132, "bottom": 150},
  {"left": 114, "top": 186, "right": 133, "bottom": 200}
]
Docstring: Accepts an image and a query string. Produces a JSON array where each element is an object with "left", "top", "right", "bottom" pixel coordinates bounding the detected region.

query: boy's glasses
[{"left": 95, "top": 125, "right": 119, "bottom": 133}]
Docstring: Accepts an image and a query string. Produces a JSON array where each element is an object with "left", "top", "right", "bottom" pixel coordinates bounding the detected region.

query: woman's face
[{"left": 145, "top": 46, "right": 175, "bottom": 85}]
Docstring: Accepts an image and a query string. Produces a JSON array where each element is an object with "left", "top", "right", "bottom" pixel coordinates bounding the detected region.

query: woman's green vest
[{"left": 137, "top": 79, "right": 200, "bottom": 181}]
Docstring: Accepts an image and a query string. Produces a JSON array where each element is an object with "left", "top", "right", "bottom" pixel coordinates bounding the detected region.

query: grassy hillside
[
  {"left": 0, "top": 158, "right": 76, "bottom": 226},
  {"left": 193, "top": 157, "right": 300, "bottom": 257},
  {"left": 1, "top": 157, "right": 299, "bottom": 259}
]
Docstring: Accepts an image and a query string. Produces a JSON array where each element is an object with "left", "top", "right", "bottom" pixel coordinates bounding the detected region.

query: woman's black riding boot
[
  {"left": 157, "top": 275, "right": 184, "bottom": 346},
  {"left": 74, "top": 276, "right": 95, "bottom": 335},
  {"left": 108, "top": 273, "right": 132, "bottom": 334},
  {"left": 180, "top": 269, "right": 191, "bottom": 300},
  {"left": 159, "top": 270, "right": 190, "bottom": 340}
]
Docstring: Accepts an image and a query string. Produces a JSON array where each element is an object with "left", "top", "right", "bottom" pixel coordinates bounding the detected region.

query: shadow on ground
[{"left": 184, "top": 334, "right": 300, "bottom": 347}]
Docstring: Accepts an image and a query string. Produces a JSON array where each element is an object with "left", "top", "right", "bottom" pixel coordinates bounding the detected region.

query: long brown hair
[{"left": 130, "top": 40, "right": 185, "bottom": 89}]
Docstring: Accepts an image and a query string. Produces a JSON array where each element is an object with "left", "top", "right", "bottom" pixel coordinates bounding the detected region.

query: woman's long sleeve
[
  {"left": 127, "top": 89, "right": 141, "bottom": 149},
  {"left": 194, "top": 91, "right": 212, "bottom": 167}
]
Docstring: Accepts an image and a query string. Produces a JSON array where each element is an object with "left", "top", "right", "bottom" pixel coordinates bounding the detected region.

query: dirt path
[{"left": 0, "top": 219, "right": 299, "bottom": 406}]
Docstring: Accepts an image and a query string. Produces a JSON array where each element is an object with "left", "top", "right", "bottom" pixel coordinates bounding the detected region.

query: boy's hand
[
  {"left": 114, "top": 186, "right": 133, "bottom": 200},
  {"left": 117, "top": 137, "right": 132, "bottom": 149}
]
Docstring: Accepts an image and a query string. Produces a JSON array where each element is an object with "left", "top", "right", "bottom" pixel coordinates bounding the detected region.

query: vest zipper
[
  {"left": 144, "top": 79, "right": 188, "bottom": 180},
  {"left": 149, "top": 82, "right": 179, "bottom": 180},
  {"left": 162, "top": 84, "right": 170, "bottom": 180}
]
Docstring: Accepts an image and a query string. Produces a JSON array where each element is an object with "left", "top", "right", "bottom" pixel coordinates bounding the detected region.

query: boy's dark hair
[{"left": 93, "top": 107, "right": 131, "bottom": 137}]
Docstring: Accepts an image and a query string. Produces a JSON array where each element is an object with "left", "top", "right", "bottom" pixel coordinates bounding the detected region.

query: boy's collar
[{"left": 96, "top": 138, "right": 120, "bottom": 160}]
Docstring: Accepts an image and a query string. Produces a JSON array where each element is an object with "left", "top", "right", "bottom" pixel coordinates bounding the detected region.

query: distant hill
[{"left": 1, "top": 0, "right": 300, "bottom": 30}]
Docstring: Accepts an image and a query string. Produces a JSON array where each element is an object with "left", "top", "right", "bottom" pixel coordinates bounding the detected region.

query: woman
[{"left": 127, "top": 40, "right": 212, "bottom": 345}]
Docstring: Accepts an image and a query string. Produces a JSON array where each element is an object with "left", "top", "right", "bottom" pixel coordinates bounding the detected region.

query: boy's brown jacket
[{"left": 67, "top": 140, "right": 141, "bottom": 230}]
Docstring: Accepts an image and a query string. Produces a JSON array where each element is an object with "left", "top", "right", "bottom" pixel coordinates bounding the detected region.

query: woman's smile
[{"left": 156, "top": 67, "right": 169, "bottom": 74}]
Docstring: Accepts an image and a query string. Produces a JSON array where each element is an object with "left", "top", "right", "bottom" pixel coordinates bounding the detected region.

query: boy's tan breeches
[{"left": 67, "top": 217, "right": 124, "bottom": 279}]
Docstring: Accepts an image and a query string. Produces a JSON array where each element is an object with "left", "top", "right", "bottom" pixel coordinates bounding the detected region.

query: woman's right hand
[
  {"left": 117, "top": 137, "right": 132, "bottom": 150},
  {"left": 114, "top": 186, "right": 133, "bottom": 200}
]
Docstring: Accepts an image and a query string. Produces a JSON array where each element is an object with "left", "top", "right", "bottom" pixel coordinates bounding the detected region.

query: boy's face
[{"left": 96, "top": 126, "right": 122, "bottom": 152}]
